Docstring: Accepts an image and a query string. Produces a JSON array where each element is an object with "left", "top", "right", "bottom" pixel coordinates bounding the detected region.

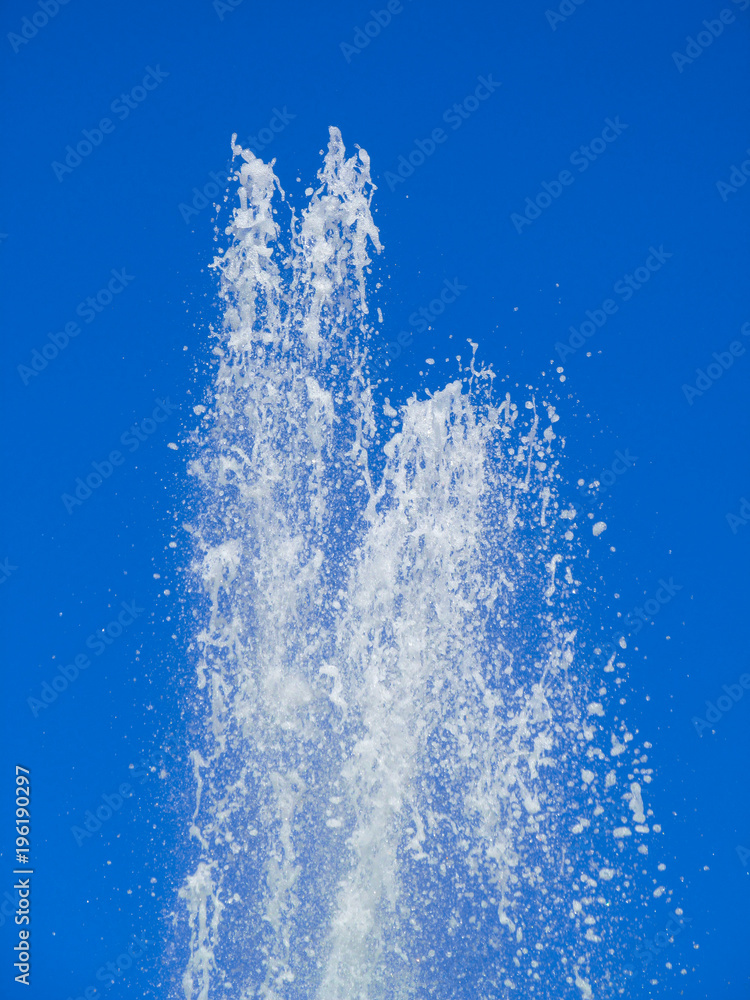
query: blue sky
[{"left": 2, "top": 0, "right": 749, "bottom": 996}]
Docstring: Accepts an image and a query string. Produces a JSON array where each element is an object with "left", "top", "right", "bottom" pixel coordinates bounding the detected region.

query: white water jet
[{"left": 176, "top": 128, "right": 662, "bottom": 1000}]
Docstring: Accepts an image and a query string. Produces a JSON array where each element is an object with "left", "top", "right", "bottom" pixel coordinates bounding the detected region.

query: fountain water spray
[{"left": 177, "top": 128, "right": 661, "bottom": 1000}]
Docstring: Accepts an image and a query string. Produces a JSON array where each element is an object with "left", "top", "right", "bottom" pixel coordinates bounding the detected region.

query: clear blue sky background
[{"left": 1, "top": 0, "right": 749, "bottom": 996}]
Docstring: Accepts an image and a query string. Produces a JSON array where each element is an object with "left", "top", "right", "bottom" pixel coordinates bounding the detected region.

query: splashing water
[{"left": 177, "top": 128, "right": 662, "bottom": 1000}]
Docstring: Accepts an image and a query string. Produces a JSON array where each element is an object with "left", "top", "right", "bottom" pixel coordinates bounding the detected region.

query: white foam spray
[{"left": 177, "top": 128, "right": 662, "bottom": 1000}]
